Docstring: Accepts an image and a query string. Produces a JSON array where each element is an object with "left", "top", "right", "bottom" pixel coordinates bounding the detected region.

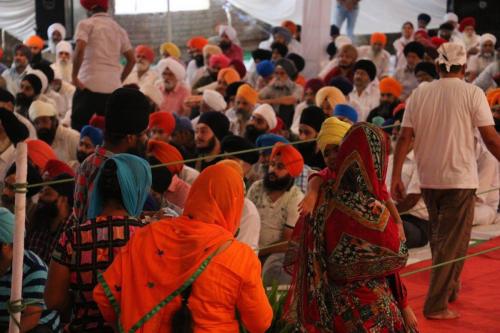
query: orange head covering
[
  {"left": 147, "top": 139, "right": 183, "bottom": 174},
  {"left": 379, "top": 77, "right": 403, "bottom": 98},
  {"left": 187, "top": 36, "right": 208, "bottom": 51},
  {"left": 135, "top": 45, "right": 155, "bottom": 63},
  {"left": 25, "top": 35, "right": 44, "bottom": 49},
  {"left": 487, "top": 88, "right": 500, "bottom": 108},
  {"left": 26, "top": 139, "right": 57, "bottom": 170},
  {"left": 236, "top": 84, "right": 258, "bottom": 105},
  {"left": 217, "top": 68, "right": 240, "bottom": 85},
  {"left": 270, "top": 142, "right": 304, "bottom": 177},
  {"left": 217, "top": 159, "right": 244, "bottom": 178},
  {"left": 148, "top": 111, "right": 176, "bottom": 136},
  {"left": 281, "top": 20, "right": 297, "bottom": 35},
  {"left": 370, "top": 32, "right": 387, "bottom": 46}
]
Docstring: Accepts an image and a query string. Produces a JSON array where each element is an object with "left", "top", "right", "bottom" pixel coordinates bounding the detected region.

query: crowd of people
[{"left": 0, "top": 0, "right": 499, "bottom": 331}]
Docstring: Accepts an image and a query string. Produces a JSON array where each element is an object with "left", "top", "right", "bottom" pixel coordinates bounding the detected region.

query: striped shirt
[{"left": 0, "top": 251, "right": 60, "bottom": 331}]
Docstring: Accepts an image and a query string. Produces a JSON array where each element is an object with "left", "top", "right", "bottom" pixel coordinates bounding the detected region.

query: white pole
[
  {"left": 8, "top": 142, "right": 28, "bottom": 333},
  {"left": 166, "top": 0, "right": 172, "bottom": 42}
]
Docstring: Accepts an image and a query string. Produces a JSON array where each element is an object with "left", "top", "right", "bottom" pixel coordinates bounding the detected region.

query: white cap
[
  {"left": 140, "top": 84, "right": 164, "bottom": 108},
  {"left": 202, "top": 90, "right": 227, "bottom": 112},
  {"left": 443, "top": 12, "right": 459, "bottom": 23},
  {"left": 218, "top": 25, "right": 237, "bottom": 41},
  {"left": 56, "top": 41, "right": 73, "bottom": 55},
  {"left": 29, "top": 100, "right": 57, "bottom": 121},
  {"left": 335, "top": 35, "right": 352, "bottom": 49},
  {"left": 437, "top": 42, "right": 467, "bottom": 71},
  {"left": 253, "top": 103, "right": 277, "bottom": 130},
  {"left": 47, "top": 23, "right": 66, "bottom": 40},
  {"left": 480, "top": 33, "right": 497, "bottom": 46},
  {"left": 156, "top": 58, "right": 186, "bottom": 81},
  {"left": 28, "top": 69, "right": 48, "bottom": 93}
]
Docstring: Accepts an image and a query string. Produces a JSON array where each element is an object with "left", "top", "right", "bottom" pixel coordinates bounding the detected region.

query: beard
[
  {"left": 194, "top": 54, "right": 204, "bottom": 67},
  {"left": 15, "top": 93, "right": 34, "bottom": 108},
  {"left": 136, "top": 61, "right": 150, "bottom": 72},
  {"left": 196, "top": 136, "right": 216, "bottom": 155},
  {"left": 219, "top": 40, "right": 232, "bottom": 51},
  {"left": 235, "top": 108, "right": 251, "bottom": 121},
  {"left": 126, "top": 139, "right": 147, "bottom": 158},
  {"left": 77, "top": 150, "right": 90, "bottom": 163},
  {"left": 31, "top": 200, "right": 59, "bottom": 230},
  {"left": 263, "top": 171, "right": 294, "bottom": 191},
  {"left": 244, "top": 125, "right": 266, "bottom": 144},
  {"left": 37, "top": 127, "right": 57, "bottom": 145},
  {"left": 164, "top": 80, "right": 176, "bottom": 91}
]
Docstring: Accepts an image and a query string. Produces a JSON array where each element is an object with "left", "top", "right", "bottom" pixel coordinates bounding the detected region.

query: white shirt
[
  {"left": 56, "top": 81, "right": 76, "bottom": 119},
  {"left": 475, "top": 139, "right": 499, "bottom": 210},
  {"left": 393, "top": 36, "right": 413, "bottom": 70},
  {"left": 467, "top": 53, "right": 497, "bottom": 77},
  {"left": 75, "top": 13, "right": 132, "bottom": 93},
  {"left": 402, "top": 78, "right": 494, "bottom": 189},
  {"left": 348, "top": 80, "right": 380, "bottom": 121},
  {"left": 186, "top": 60, "right": 205, "bottom": 88},
  {"left": 0, "top": 144, "right": 16, "bottom": 182},
  {"left": 356, "top": 46, "right": 391, "bottom": 78},
  {"left": 237, "top": 198, "right": 261, "bottom": 253},
  {"left": 291, "top": 101, "right": 308, "bottom": 135},
  {"left": 123, "top": 66, "right": 160, "bottom": 89},
  {"left": 51, "top": 125, "right": 80, "bottom": 163},
  {"left": 2, "top": 64, "right": 32, "bottom": 96}
]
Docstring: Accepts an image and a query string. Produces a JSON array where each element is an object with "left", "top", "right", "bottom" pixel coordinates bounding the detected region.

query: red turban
[
  {"left": 304, "top": 78, "right": 325, "bottom": 95},
  {"left": 27, "top": 139, "right": 57, "bottom": 171},
  {"left": 270, "top": 142, "right": 304, "bottom": 177},
  {"left": 148, "top": 111, "right": 176, "bottom": 137},
  {"left": 80, "top": 0, "right": 109, "bottom": 11},
  {"left": 209, "top": 54, "right": 231, "bottom": 69},
  {"left": 229, "top": 59, "right": 247, "bottom": 78},
  {"left": 392, "top": 102, "right": 406, "bottom": 117},
  {"left": 187, "top": 36, "right": 208, "bottom": 51},
  {"left": 147, "top": 139, "right": 184, "bottom": 174},
  {"left": 43, "top": 159, "right": 75, "bottom": 178},
  {"left": 370, "top": 32, "right": 387, "bottom": 46},
  {"left": 281, "top": 20, "right": 297, "bottom": 35},
  {"left": 89, "top": 114, "right": 105, "bottom": 131},
  {"left": 135, "top": 45, "right": 155, "bottom": 63},
  {"left": 431, "top": 37, "right": 447, "bottom": 48},
  {"left": 379, "top": 77, "right": 403, "bottom": 98},
  {"left": 459, "top": 17, "right": 476, "bottom": 32}
]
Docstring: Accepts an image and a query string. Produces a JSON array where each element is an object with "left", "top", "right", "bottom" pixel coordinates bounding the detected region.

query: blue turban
[
  {"left": 0, "top": 208, "right": 15, "bottom": 243},
  {"left": 256, "top": 134, "right": 289, "bottom": 156},
  {"left": 333, "top": 104, "right": 358, "bottom": 123},
  {"left": 256, "top": 60, "right": 275, "bottom": 78},
  {"left": 80, "top": 125, "right": 103, "bottom": 146},
  {"left": 88, "top": 154, "right": 152, "bottom": 219},
  {"left": 271, "top": 26, "right": 292, "bottom": 44},
  {"left": 174, "top": 113, "right": 193, "bottom": 133}
]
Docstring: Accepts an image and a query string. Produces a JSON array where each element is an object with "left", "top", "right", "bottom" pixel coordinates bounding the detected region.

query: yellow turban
[
  {"left": 317, "top": 117, "right": 352, "bottom": 153},
  {"left": 160, "top": 42, "right": 181, "bottom": 59},
  {"left": 203, "top": 44, "right": 222, "bottom": 58},
  {"left": 236, "top": 84, "right": 258, "bottom": 105},
  {"left": 315, "top": 87, "right": 346, "bottom": 114},
  {"left": 217, "top": 68, "right": 240, "bottom": 85}
]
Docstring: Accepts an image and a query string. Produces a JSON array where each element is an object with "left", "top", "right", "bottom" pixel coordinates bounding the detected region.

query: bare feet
[{"left": 425, "top": 309, "right": 460, "bottom": 320}]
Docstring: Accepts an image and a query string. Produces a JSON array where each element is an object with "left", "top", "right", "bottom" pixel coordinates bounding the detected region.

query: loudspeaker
[
  {"left": 451, "top": 0, "right": 500, "bottom": 35},
  {"left": 36, "top": 0, "right": 66, "bottom": 39}
]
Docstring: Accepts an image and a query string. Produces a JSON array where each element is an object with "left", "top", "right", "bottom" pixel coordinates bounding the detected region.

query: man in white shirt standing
[
  {"left": 392, "top": 43, "right": 500, "bottom": 320},
  {"left": 349, "top": 59, "right": 379, "bottom": 121},
  {"left": 71, "top": 0, "right": 135, "bottom": 131}
]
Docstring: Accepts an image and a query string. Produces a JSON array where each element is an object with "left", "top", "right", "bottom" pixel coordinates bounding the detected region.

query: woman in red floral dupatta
[{"left": 285, "top": 123, "right": 417, "bottom": 333}]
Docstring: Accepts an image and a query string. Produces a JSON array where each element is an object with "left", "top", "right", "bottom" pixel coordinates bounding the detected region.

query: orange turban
[
  {"left": 147, "top": 139, "right": 184, "bottom": 174},
  {"left": 236, "top": 84, "right": 258, "bottom": 105},
  {"left": 25, "top": 35, "right": 44, "bottom": 49},
  {"left": 270, "top": 142, "right": 304, "bottom": 177},
  {"left": 27, "top": 139, "right": 57, "bottom": 170},
  {"left": 281, "top": 20, "right": 297, "bottom": 35},
  {"left": 135, "top": 45, "right": 155, "bottom": 63},
  {"left": 148, "top": 111, "right": 176, "bottom": 136},
  {"left": 187, "top": 36, "right": 208, "bottom": 51},
  {"left": 217, "top": 68, "right": 240, "bottom": 85},
  {"left": 487, "top": 89, "right": 500, "bottom": 108},
  {"left": 370, "top": 32, "right": 387, "bottom": 46},
  {"left": 379, "top": 77, "right": 403, "bottom": 98},
  {"left": 217, "top": 159, "right": 244, "bottom": 178}
]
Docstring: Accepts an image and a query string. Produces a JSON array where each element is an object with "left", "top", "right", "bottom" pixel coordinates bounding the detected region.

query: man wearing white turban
[
  {"left": 191, "top": 90, "right": 227, "bottom": 127},
  {"left": 466, "top": 33, "right": 498, "bottom": 82},
  {"left": 50, "top": 41, "right": 73, "bottom": 83},
  {"left": 157, "top": 58, "right": 190, "bottom": 116},
  {"left": 218, "top": 25, "right": 243, "bottom": 62},
  {"left": 43, "top": 23, "right": 67, "bottom": 63}
]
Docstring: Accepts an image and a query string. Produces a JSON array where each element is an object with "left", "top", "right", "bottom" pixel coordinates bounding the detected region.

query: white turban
[
  {"left": 56, "top": 41, "right": 73, "bottom": 55},
  {"left": 156, "top": 58, "right": 186, "bottom": 81},
  {"left": 437, "top": 42, "right": 467, "bottom": 72},
  {"left": 29, "top": 100, "right": 57, "bottom": 121},
  {"left": 28, "top": 69, "right": 49, "bottom": 93},
  {"left": 202, "top": 90, "right": 227, "bottom": 112},
  {"left": 253, "top": 104, "right": 277, "bottom": 130},
  {"left": 443, "top": 12, "right": 458, "bottom": 23},
  {"left": 48, "top": 23, "right": 66, "bottom": 40},
  {"left": 140, "top": 84, "right": 164, "bottom": 108},
  {"left": 218, "top": 25, "right": 237, "bottom": 41},
  {"left": 480, "top": 33, "right": 497, "bottom": 46},
  {"left": 335, "top": 35, "right": 352, "bottom": 49}
]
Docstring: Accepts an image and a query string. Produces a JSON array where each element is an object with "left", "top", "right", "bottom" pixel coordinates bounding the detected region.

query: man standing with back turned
[{"left": 392, "top": 43, "right": 500, "bottom": 320}]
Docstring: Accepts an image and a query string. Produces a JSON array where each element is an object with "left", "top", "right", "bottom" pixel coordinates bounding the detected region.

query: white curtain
[
  {"left": 302, "top": 0, "right": 331, "bottom": 78},
  {"left": 0, "top": 0, "right": 36, "bottom": 43},
  {"left": 228, "top": 0, "right": 447, "bottom": 34}
]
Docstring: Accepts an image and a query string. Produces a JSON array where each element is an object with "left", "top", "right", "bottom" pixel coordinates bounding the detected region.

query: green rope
[{"left": 6, "top": 299, "right": 43, "bottom": 329}]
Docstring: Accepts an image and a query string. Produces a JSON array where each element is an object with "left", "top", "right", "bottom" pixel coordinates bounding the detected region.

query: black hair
[
  {"left": 439, "top": 22, "right": 455, "bottom": 31},
  {"left": 271, "top": 42, "right": 288, "bottom": 57},
  {"left": 402, "top": 21, "right": 414, "bottom": 29},
  {"left": 330, "top": 24, "right": 340, "bottom": 37},
  {"left": 98, "top": 159, "right": 124, "bottom": 207},
  {"left": 438, "top": 63, "right": 463, "bottom": 74},
  {"left": 148, "top": 156, "right": 173, "bottom": 194},
  {"left": 0, "top": 88, "right": 15, "bottom": 103},
  {"left": 104, "top": 131, "right": 128, "bottom": 147},
  {"left": 171, "top": 285, "right": 194, "bottom": 333},
  {"left": 326, "top": 42, "right": 337, "bottom": 59}
]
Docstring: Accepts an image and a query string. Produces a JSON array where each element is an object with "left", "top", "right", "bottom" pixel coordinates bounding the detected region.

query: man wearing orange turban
[
  {"left": 215, "top": 68, "right": 240, "bottom": 96},
  {"left": 357, "top": 32, "right": 391, "bottom": 79},
  {"left": 148, "top": 111, "right": 176, "bottom": 142},
  {"left": 24, "top": 35, "right": 51, "bottom": 67},
  {"left": 367, "top": 77, "right": 403, "bottom": 123},
  {"left": 186, "top": 36, "right": 208, "bottom": 87},
  {"left": 123, "top": 45, "right": 160, "bottom": 89},
  {"left": 228, "top": 84, "right": 258, "bottom": 136}
]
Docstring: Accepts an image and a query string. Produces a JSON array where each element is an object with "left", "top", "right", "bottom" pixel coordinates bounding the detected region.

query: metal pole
[
  {"left": 166, "top": 0, "right": 172, "bottom": 42},
  {"left": 8, "top": 142, "right": 28, "bottom": 333}
]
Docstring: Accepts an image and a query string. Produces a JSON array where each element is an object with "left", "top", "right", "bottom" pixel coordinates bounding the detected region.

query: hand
[
  {"left": 72, "top": 77, "right": 85, "bottom": 90},
  {"left": 397, "top": 221, "right": 406, "bottom": 242},
  {"left": 402, "top": 306, "right": 418, "bottom": 332},
  {"left": 391, "top": 177, "right": 406, "bottom": 202},
  {"left": 298, "top": 191, "right": 318, "bottom": 216}
]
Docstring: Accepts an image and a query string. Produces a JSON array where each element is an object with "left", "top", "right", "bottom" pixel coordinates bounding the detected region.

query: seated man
[
  {"left": 394, "top": 42, "right": 425, "bottom": 101},
  {"left": 0, "top": 208, "right": 60, "bottom": 332},
  {"left": 367, "top": 77, "right": 403, "bottom": 122},
  {"left": 157, "top": 58, "right": 190, "bottom": 116},
  {"left": 148, "top": 111, "right": 176, "bottom": 143},
  {"left": 194, "top": 111, "right": 230, "bottom": 171},
  {"left": 123, "top": 45, "right": 159, "bottom": 89},
  {"left": 245, "top": 104, "right": 277, "bottom": 144},
  {"left": 357, "top": 32, "right": 391, "bottom": 79},
  {"left": 227, "top": 83, "right": 258, "bottom": 137}
]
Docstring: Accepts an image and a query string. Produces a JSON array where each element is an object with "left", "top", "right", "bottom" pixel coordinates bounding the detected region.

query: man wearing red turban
[{"left": 123, "top": 45, "right": 160, "bottom": 90}]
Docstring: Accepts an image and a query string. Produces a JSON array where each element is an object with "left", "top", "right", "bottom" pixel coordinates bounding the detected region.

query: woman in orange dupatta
[
  {"left": 93, "top": 163, "right": 273, "bottom": 332},
  {"left": 285, "top": 123, "right": 416, "bottom": 333}
]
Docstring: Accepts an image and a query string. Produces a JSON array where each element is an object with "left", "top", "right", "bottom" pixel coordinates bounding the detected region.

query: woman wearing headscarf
[
  {"left": 93, "top": 163, "right": 273, "bottom": 332},
  {"left": 285, "top": 123, "right": 417, "bottom": 333},
  {"left": 45, "top": 154, "right": 151, "bottom": 332}
]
